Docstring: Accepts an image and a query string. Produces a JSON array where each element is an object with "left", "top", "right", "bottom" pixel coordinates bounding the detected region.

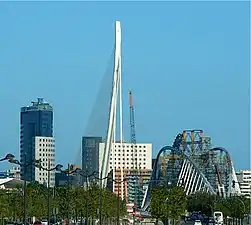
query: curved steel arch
[
  {"left": 211, "top": 147, "right": 229, "bottom": 155},
  {"left": 209, "top": 147, "right": 241, "bottom": 195},
  {"left": 152, "top": 145, "right": 215, "bottom": 192},
  {"left": 141, "top": 135, "right": 241, "bottom": 212},
  {"left": 141, "top": 144, "right": 216, "bottom": 210},
  {"left": 151, "top": 145, "right": 175, "bottom": 183},
  {"left": 141, "top": 145, "right": 176, "bottom": 211}
]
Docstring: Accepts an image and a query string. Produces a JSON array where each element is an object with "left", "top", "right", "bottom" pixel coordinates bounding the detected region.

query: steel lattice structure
[{"left": 141, "top": 130, "right": 241, "bottom": 211}]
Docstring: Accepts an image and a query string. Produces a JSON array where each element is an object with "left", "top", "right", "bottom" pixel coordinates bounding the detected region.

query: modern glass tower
[
  {"left": 20, "top": 98, "right": 53, "bottom": 181},
  {"left": 82, "top": 136, "right": 102, "bottom": 174}
]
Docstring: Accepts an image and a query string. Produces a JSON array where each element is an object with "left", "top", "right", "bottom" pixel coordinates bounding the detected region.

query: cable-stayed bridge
[
  {"left": 74, "top": 21, "right": 124, "bottom": 189},
  {"left": 72, "top": 21, "right": 241, "bottom": 211}
]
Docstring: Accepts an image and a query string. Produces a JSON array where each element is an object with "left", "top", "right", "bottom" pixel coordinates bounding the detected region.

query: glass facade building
[
  {"left": 82, "top": 136, "right": 102, "bottom": 174},
  {"left": 20, "top": 98, "right": 53, "bottom": 181}
]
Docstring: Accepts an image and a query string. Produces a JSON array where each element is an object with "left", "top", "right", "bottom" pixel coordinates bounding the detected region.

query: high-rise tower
[
  {"left": 20, "top": 98, "right": 54, "bottom": 183},
  {"left": 82, "top": 136, "right": 102, "bottom": 174}
]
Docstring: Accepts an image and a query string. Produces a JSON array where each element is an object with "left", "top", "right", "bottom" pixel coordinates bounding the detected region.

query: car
[
  {"left": 208, "top": 218, "right": 215, "bottom": 225},
  {"left": 14, "top": 223, "right": 23, "bottom": 225},
  {"left": 214, "top": 211, "right": 223, "bottom": 225},
  {"left": 41, "top": 220, "right": 48, "bottom": 225},
  {"left": 194, "top": 220, "right": 202, "bottom": 225},
  {"left": 34, "top": 221, "right": 42, "bottom": 225},
  {"left": 6, "top": 222, "right": 15, "bottom": 225}
]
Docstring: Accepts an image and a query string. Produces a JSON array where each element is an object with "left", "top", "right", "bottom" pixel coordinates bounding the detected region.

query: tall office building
[
  {"left": 82, "top": 136, "right": 102, "bottom": 174},
  {"left": 20, "top": 98, "right": 54, "bottom": 184}
]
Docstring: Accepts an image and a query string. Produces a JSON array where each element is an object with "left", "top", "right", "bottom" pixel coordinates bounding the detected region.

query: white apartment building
[
  {"left": 5, "top": 167, "right": 21, "bottom": 180},
  {"left": 33, "top": 136, "right": 56, "bottom": 187},
  {"left": 99, "top": 142, "right": 152, "bottom": 173},
  {"left": 99, "top": 142, "right": 152, "bottom": 199},
  {"left": 236, "top": 170, "right": 251, "bottom": 198}
]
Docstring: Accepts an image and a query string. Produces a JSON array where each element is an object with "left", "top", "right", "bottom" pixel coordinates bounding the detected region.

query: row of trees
[
  {"left": 1, "top": 182, "right": 250, "bottom": 223},
  {"left": 0, "top": 182, "right": 126, "bottom": 222},
  {"left": 150, "top": 186, "right": 251, "bottom": 224},
  {"left": 150, "top": 186, "right": 187, "bottom": 224},
  {"left": 187, "top": 192, "right": 250, "bottom": 219}
]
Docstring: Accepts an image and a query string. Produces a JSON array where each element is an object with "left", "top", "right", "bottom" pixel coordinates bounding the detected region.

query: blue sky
[{"left": 0, "top": 1, "right": 249, "bottom": 171}]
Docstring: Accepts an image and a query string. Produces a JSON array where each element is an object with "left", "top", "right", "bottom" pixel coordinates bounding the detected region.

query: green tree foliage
[
  {"left": 150, "top": 186, "right": 187, "bottom": 224},
  {"left": 218, "top": 196, "right": 249, "bottom": 219},
  {"left": 187, "top": 192, "right": 215, "bottom": 216},
  {"left": 168, "top": 186, "right": 187, "bottom": 220},
  {"left": 54, "top": 183, "right": 126, "bottom": 220},
  {"left": 0, "top": 188, "right": 23, "bottom": 220},
  {"left": 0, "top": 182, "right": 127, "bottom": 221},
  {"left": 27, "top": 182, "right": 48, "bottom": 219},
  {"left": 150, "top": 186, "right": 168, "bottom": 221},
  {"left": 0, "top": 189, "right": 10, "bottom": 217},
  {"left": 188, "top": 191, "right": 249, "bottom": 219},
  {"left": 55, "top": 186, "right": 71, "bottom": 218}
]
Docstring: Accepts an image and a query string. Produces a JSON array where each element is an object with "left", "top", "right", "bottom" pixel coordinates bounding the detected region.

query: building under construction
[
  {"left": 99, "top": 142, "right": 152, "bottom": 200},
  {"left": 180, "top": 130, "right": 232, "bottom": 197},
  {"left": 142, "top": 129, "right": 241, "bottom": 211},
  {"left": 127, "top": 169, "right": 152, "bottom": 207}
]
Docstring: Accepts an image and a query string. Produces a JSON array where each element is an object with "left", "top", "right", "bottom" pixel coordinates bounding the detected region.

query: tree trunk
[{"left": 75, "top": 210, "right": 78, "bottom": 225}]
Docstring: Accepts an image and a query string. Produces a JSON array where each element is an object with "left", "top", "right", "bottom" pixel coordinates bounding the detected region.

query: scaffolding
[
  {"left": 181, "top": 129, "right": 203, "bottom": 156},
  {"left": 180, "top": 130, "right": 232, "bottom": 195},
  {"left": 180, "top": 130, "right": 220, "bottom": 193}
]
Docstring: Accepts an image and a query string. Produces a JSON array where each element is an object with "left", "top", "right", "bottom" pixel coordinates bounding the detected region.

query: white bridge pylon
[{"left": 101, "top": 21, "right": 123, "bottom": 189}]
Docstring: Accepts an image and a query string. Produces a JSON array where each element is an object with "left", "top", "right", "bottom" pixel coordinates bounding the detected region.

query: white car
[
  {"left": 41, "top": 220, "right": 48, "bottom": 225},
  {"left": 194, "top": 220, "right": 202, "bottom": 225},
  {"left": 214, "top": 211, "right": 224, "bottom": 225}
]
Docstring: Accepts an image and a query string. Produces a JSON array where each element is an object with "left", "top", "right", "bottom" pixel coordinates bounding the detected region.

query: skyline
[{"left": 0, "top": 1, "right": 249, "bottom": 170}]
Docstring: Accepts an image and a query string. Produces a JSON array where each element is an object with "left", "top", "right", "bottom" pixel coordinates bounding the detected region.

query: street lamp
[
  {"left": 56, "top": 165, "right": 96, "bottom": 225},
  {"left": 1, "top": 153, "right": 42, "bottom": 225},
  {"left": 39, "top": 163, "right": 63, "bottom": 225},
  {"left": 93, "top": 173, "right": 111, "bottom": 225},
  {"left": 0, "top": 153, "right": 15, "bottom": 162},
  {"left": 56, "top": 164, "right": 78, "bottom": 225},
  {"left": 234, "top": 197, "right": 246, "bottom": 224},
  {"left": 164, "top": 197, "right": 169, "bottom": 225},
  {"left": 74, "top": 169, "right": 97, "bottom": 225},
  {"left": 112, "top": 178, "right": 127, "bottom": 225}
]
